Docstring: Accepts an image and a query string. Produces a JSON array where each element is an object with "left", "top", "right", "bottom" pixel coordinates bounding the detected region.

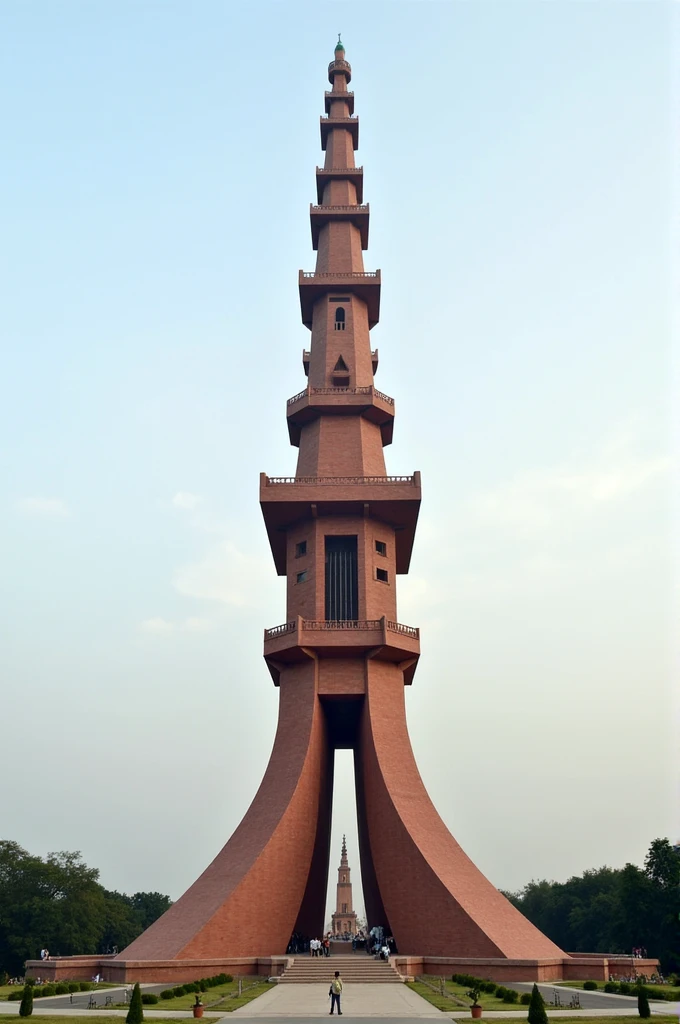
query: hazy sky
[{"left": 1, "top": 1, "right": 674, "bottom": 928}]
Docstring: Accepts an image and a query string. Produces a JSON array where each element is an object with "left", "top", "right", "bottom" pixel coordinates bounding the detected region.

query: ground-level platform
[{"left": 25, "top": 952, "right": 659, "bottom": 986}]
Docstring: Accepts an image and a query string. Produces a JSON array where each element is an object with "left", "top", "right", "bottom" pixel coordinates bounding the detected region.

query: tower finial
[{"left": 335, "top": 33, "right": 345, "bottom": 53}]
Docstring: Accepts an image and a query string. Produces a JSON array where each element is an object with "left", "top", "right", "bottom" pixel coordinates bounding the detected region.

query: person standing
[{"left": 329, "top": 971, "right": 343, "bottom": 1015}]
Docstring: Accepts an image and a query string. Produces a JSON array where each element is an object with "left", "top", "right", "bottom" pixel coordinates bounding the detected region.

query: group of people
[
  {"left": 39, "top": 949, "right": 51, "bottom": 961},
  {"left": 632, "top": 947, "right": 648, "bottom": 959},
  {"left": 310, "top": 936, "right": 332, "bottom": 957}
]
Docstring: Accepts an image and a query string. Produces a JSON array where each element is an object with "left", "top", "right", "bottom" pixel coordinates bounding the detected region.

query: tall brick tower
[
  {"left": 118, "top": 40, "right": 565, "bottom": 967},
  {"left": 331, "top": 835, "right": 358, "bottom": 937}
]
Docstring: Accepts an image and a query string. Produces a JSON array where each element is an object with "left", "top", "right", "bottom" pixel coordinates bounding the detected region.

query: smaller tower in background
[{"left": 331, "top": 835, "right": 358, "bottom": 937}]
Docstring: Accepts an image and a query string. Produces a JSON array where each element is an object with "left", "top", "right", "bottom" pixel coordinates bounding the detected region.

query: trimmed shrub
[
  {"left": 637, "top": 986, "right": 651, "bottom": 1019},
  {"left": 502, "top": 989, "right": 518, "bottom": 1003},
  {"left": 172, "top": 986, "right": 185, "bottom": 997},
  {"left": 482, "top": 981, "right": 497, "bottom": 994},
  {"left": 224, "top": 974, "right": 233, "bottom": 984},
  {"left": 160, "top": 990, "right": 174, "bottom": 1000},
  {"left": 199, "top": 981, "right": 207, "bottom": 991},
  {"left": 141, "top": 993, "right": 158, "bottom": 1004},
  {"left": 68, "top": 983, "right": 79, "bottom": 993},
  {"left": 520, "top": 993, "right": 531, "bottom": 1005},
  {"left": 527, "top": 983, "right": 548, "bottom": 1024},
  {"left": 19, "top": 985, "right": 34, "bottom": 1018},
  {"left": 583, "top": 981, "right": 597, "bottom": 991},
  {"left": 126, "top": 981, "right": 144, "bottom": 1024},
  {"left": 604, "top": 983, "right": 617, "bottom": 993},
  {"left": 495, "top": 986, "right": 508, "bottom": 1000},
  {"left": 25, "top": 978, "right": 36, "bottom": 987},
  {"left": 8, "top": 991, "right": 23, "bottom": 1001},
  {"left": 619, "top": 982, "right": 632, "bottom": 996},
  {"left": 40, "top": 985, "right": 56, "bottom": 997},
  {"left": 79, "top": 982, "right": 92, "bottom": 992},
  {"left": 55, "top": 984, "right": 68, "bottom": 994}
]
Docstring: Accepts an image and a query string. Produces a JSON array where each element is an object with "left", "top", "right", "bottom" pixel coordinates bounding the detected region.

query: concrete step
[{"left": 279, "top": 955, "right": 402, "bottom": 984}]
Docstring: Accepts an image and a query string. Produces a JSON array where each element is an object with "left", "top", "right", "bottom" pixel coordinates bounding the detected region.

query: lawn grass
[
  {"left": 143, "top": 980, "right": 272, "bottom": 1013},
  {"left": 553, "top": 980, "right": 677, "bottom": 1000},
  {"left": 409, "top": 978, "right": 523, "bottom": 1013},
  {"left": 0, "top": 1019, "right": 192, "bottom": 1024}
]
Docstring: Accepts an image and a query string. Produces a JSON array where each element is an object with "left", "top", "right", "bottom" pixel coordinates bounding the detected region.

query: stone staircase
[{"left": 279, "top": 953, "right": 403, "bottom": 984}]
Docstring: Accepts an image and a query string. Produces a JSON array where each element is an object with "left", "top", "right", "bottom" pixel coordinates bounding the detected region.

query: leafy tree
[
  {"left": 131, "top": 892, "right": 172, "bottom": 930},
  {"left": 19, "top": 984, "right": 33, "bottom": 1017},
  {"left": 126, "top": 981, "right": 144, "bottom": 1024},
  {"left": 527, "top": 983, "right": 547, "bottom": 1024}
]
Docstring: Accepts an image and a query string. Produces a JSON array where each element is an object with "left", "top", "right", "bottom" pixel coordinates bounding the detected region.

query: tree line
[
  {"left": 503, "top": 838, "right": 679, "bottom": 972},
  {"left": 0, "top": 841, "right": 172, "bottom": 976}
]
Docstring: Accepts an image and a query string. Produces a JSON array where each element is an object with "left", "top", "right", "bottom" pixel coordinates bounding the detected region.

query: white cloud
[
  {"left": 16, "top": 497, "right": 69, "bottom": 518},
  {"left": 139, "top": 615, "right": 216, "bottom": 634},
  {"left": 464, "top": 436, "right": 668, "bottom": 535},
  {"left": 140, "top": 617, "right": 174, "bottom": 633},
  {"left": 172, "top": 492, "right": 201, "bottom": 510},
  {"left": 173, "top": 541, "right": 272, "bottom": 608}
]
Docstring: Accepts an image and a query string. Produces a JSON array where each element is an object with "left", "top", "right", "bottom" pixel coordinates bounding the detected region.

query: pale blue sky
[{"left": 0, "top": 1, "right": 673, "bottom": 926}]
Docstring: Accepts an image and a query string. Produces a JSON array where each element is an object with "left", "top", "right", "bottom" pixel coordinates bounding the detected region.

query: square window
[
  {"left": 376, "top": 568, "right": 389, "bottom": 583},
  {"left": 296, "top": 570, "right": 308, "bottom": 584},
  {"left": 375, "top": 540, "right": 387, "bottom": 557},
  {"left": 295, "top": 540, "right": 307, "bottom": 557}
]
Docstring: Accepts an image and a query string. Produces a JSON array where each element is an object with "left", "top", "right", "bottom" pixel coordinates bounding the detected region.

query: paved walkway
[{"left": 231, "top": 982, "right": 443, "bottom": 1017}]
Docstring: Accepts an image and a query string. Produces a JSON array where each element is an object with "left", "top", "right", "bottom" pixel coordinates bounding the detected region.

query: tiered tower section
[
  {"left": 261, "top": 38, "right": 421, "bottom": 688},
  {"left": 331, "top": 835, "right": 358, "bottom": 936}
]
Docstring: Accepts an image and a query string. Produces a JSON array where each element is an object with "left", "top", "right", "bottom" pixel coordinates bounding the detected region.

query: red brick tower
[
  {"left": 118, "top": 40, "right": 565, "bottom": 965},
  {"left": 331, "top": 835, "right": 358, "bottom": 937}
]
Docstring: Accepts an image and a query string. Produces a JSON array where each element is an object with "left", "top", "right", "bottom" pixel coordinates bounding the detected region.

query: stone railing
[
  {"left": 310, "top": 205, "right": 369, "bottom": 214},
  {"left": 286, "top": 385, "right": 393, "bottom": 407},
  {"left": 263, "top": 621, "right": 296, "bottom": 640},
  {"left": 325, "top": 90, "right": 354, "bottom": 100},
  {"left": 321, "top": 116, "right": 358, "bottom": 124},
  {"left": 300, "top": 272, "right": 378, "bottom": 280},
  {"left": 315, "top": 166, "right": 363, "bottom": 175},
  {"left": 264, "top": 475, "right": 415, "bottom": 486},
  {"left": 386, "top": 621, "right": 420, "bottom": 640},
  {"left": 303, "top": 619, "right": 382, "bottom": 631},
  {"left": 264, "top": 618, "right": 419, "bottom": 640},
  {"left": 328, "top": 60, "right": 352, "bottom": 74}
]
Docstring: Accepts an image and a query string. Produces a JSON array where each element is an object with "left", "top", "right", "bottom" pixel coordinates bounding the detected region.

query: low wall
[
  {"left": 25, "top": 957, "right": 290, "bottom": 984},
  {"left": 393, "top": 954, "right": 660, "bottom": 983},
  {"left": 27, "top": 951, "right": 660, "bottom": 985}
]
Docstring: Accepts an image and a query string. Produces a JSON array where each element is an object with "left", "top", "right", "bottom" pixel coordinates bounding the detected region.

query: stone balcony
[
  {"left": 298, "top": 271, "right": 381, "bottom": 329},
  {"left": 316, "top": 166, "right": 364, "bottom": 203},
  {"left": 310, "top": 204, "right": 370, "bottom": 250},
  {"left": 325, "top": 90, "right": 355, "bottom": 115},
  {"left": 259, "top": 472, "right": 421, "bottom": 575},
  {"left": 263, "top": 615, "right": 420, "bottom": 685},
  {"left": 286, "top": 384, "right": 394, "bottom": 446},
  {"left": 328, "top": 59, "right": 352, "bottom": 84},
  {"left": 320, "top": 116, "right": 359, "bottom": 151}
]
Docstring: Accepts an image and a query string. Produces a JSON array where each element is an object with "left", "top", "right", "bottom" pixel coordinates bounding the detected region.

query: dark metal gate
[{"left": 325, "top": 535, "right": 358, "bottom": 620}]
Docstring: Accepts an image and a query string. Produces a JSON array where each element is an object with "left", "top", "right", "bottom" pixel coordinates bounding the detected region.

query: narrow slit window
[
  {"left": 295, "top": 540, "right": 307, "bottom": 557},
  {"left": 334, "top": 307, "right": 346, "bottom": 330},
  {"left": 376, "top": 568, "right": 389, "bottom": 583},
  {"left": 296, "top": 570, "right": 308, "bottom": 584},
  {"left": 375, "top": 540, "right": 387, "bottom": 557}
]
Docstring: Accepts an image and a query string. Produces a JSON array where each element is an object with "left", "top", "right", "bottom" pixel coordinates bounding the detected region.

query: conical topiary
[
  {"left": 19, "top": 984, "right": 34, "bottom": 1017},
  {"left": 126, "top": 982, "right": 144, "bottom": 1024},
  {"left": 637, "top": 985, "right": 651, "bottom": 1019},
  {"left": 527, "top": 983, "right": 548, "bottom": 1024}
]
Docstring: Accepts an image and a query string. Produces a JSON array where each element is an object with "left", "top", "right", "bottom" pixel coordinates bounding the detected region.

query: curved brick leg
[
  {"left": 118, "top": 662, "right": 330, "bottom": 960},
  {"left": 356, "top": 661, "right": 566, "bottom": 959}
]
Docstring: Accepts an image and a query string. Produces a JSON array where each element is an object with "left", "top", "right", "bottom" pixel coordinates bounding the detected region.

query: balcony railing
[
  {"left": 301, "top": 272, "right": 378, "bottom": 280},
  {"left": 386, "top": 620, "right": 419, "bottom": 639},
  {"left": 328, "top": 60, "right": 352, "bottom": 74},
  {"left": 264, "top": 618, "right": 419, "bottom": 640},
  {"left": 310, "top": 204, "right": 369, "bottom": 214},
  {"left": 325, "top": 90, "right": 354, "bottom": 100},
  {"left": 316, "top": 166, "right": 363, "bottom": 175},
  {"left": 286, "top": 385, "right": 394, "bottom": 407},
  {"left": 264, "top": 621, "right": 296, "bottom": 640},
  {"left": 264, "top": 475, "right": 416, "bottom": 486}
]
